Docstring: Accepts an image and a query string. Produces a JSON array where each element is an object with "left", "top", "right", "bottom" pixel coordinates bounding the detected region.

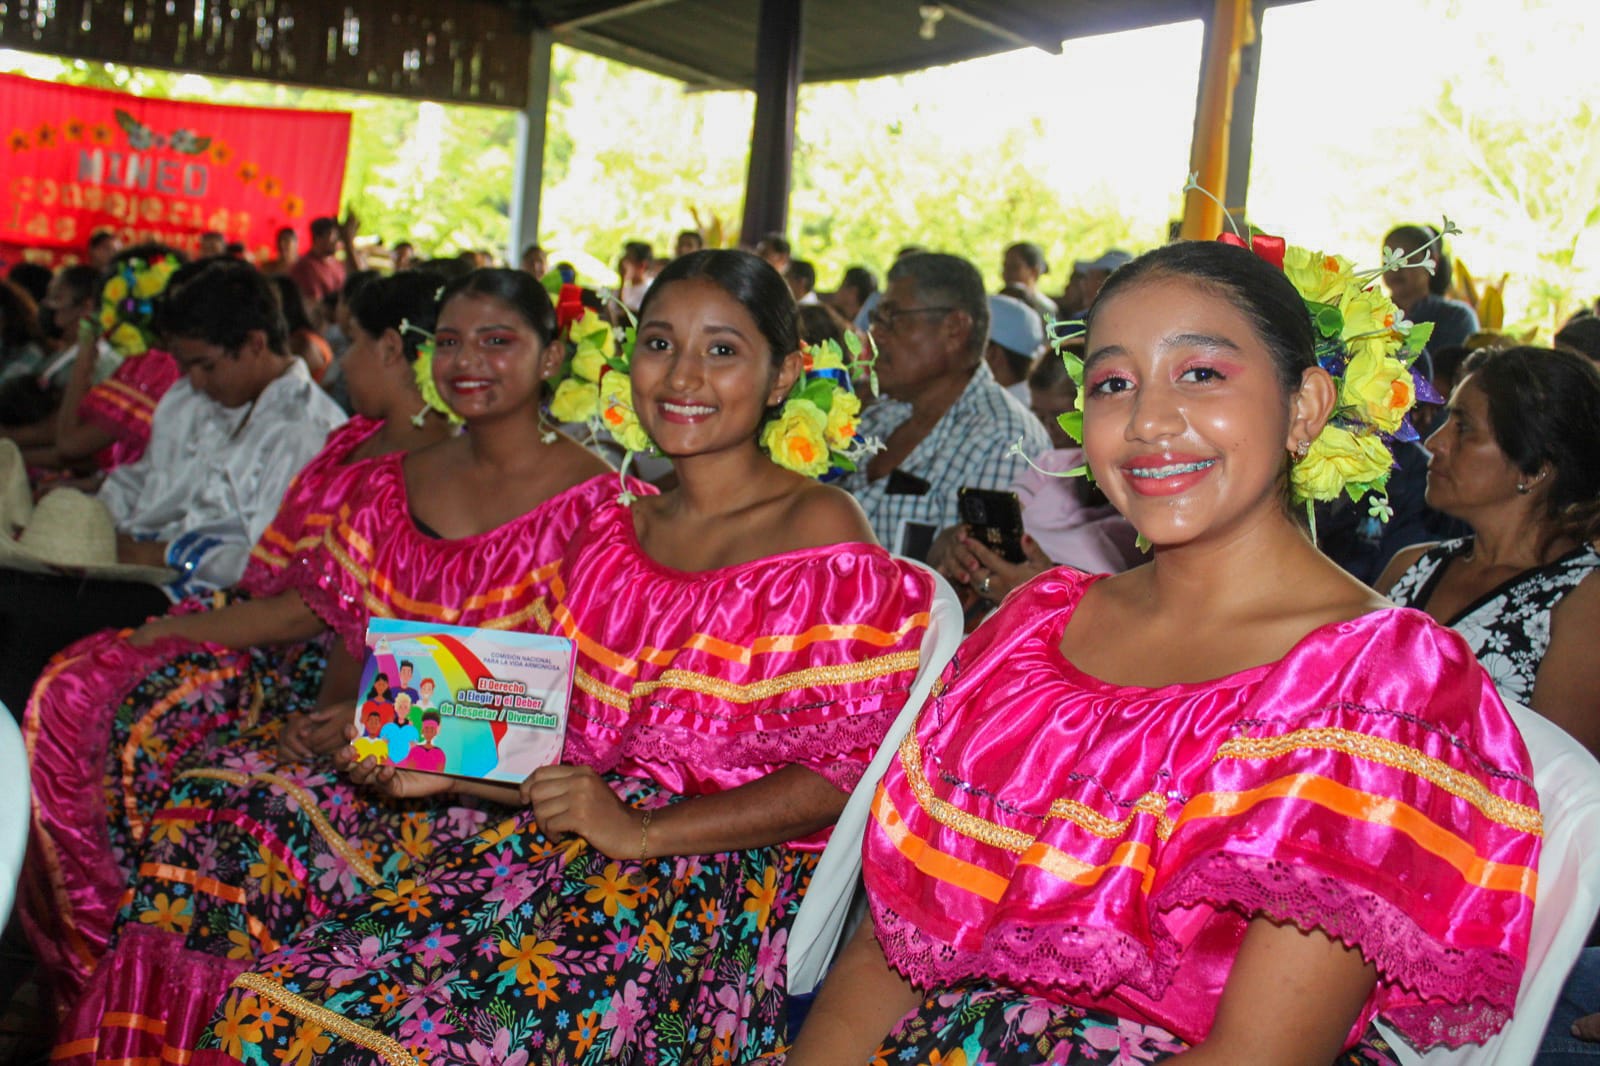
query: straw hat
[
  {"left": 0, "top": 483, "right": 176, "bottom": 585},
  {"left": 0, "top": 439, "right": 31, "bottom": 538}
]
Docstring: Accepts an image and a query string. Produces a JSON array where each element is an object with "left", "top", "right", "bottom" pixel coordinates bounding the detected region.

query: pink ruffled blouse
[
  {"left": 543, "top": 501, "right": 936, "bottom": 849},
  {"left": 288, "top": 458, "right": 639, "bottom": 659},
  {"left": 78, "top": 349, "right": 181, "bottom": 471},
  {"left": 238, "top": 415, "right": 381, "bottom": 597},
  {"left": 866, "top": 568, "right": 1541, "bottom": 1050}
]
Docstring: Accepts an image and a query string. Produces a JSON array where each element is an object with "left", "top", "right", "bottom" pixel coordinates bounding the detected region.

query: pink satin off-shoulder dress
[{"left": 867, "top": 568, "right": 1541, "bottom": 1052}]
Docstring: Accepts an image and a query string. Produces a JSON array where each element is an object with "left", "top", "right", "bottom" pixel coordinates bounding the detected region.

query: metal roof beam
[
  {"left": 558, "top": 26, "right": 748, "bottom": 89},
  {"left": 939, "top": 2, "right": 1064, "bottom": 55},
  {"left": 552, "top": 0, "right": 689, "bottom": 32}
]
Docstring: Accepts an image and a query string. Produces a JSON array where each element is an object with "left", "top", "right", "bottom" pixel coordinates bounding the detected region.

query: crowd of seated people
[{"left": 0, "top": 213, "right": 1596, "bottom": 1066}]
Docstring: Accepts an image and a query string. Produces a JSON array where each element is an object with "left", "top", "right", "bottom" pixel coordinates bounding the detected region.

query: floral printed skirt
[
  {"left": 867, "top": 984, "right": 1399, "bottom": 1064},
  {"left": 194, "top": 775, "right": 816, "bottom": 1066},
  {"left": 49, "top": 722, "right": 492, "bottom": 1066},
  {"left": 22, "top": 599, "right": 327, "bottom": 1010}
]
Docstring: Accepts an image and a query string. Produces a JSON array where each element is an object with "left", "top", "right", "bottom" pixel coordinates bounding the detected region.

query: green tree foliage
[{"left": 8, "top": 0, "right": 1596, "bottom": 335}]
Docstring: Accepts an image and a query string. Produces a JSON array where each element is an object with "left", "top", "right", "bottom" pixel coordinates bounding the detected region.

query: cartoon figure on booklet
[
  {"left": 379, "top": 693, "right": 421, "bottom": 762},
  {"left": 397, "top": 709, "right": 447, "bottom": 772},
  {"left": 351, "top": 706, "right": 390, "bottom": 762},
  {"left": 357, "top": 674, "right": 396, "bottom": 727},
  {"left": 416, "top": 677, "right": 437, "bottom": 710},
  {"left": 393, "top": 660, "right": 420, "bottom": 705}
]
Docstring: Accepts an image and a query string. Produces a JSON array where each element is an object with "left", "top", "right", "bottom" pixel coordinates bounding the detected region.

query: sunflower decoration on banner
[
  {"left": 98, "top": 253, "right": 182, "bottom": 357},
  {"left": 546, "top": 283, "right": 882, "bottom": 501},
  {"left": 1026, "top": 177, "right": 1452, "bottom": 540}
]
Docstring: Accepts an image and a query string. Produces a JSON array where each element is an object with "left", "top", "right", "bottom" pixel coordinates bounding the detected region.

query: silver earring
[
  {"left": 1293, "top": 440, "right": 1311, "bottom": 461},
  {"left": 1516, "top": 481, "right": 1530, "bottom": 495}
]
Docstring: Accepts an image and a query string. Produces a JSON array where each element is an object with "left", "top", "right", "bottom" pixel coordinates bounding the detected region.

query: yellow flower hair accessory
[
  {"left": 100, "top": 253, "right": 181, "bottom": 357},
  {"left": 1179, "top": 179, "right": 1451, "bottom": 526},
  {"left": 398, "top": 319, "right": 463, "bottom": 428},
  {"left": 768, "top": 333, "right": 881, "bottom": 479},
  {"left": 547, "top": 306, "right": 650, "bottom": 503}
]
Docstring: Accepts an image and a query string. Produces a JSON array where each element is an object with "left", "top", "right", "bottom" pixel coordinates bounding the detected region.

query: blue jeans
[{"left": 1539, "top": 948, "right": 1600, "bottom": 1064}]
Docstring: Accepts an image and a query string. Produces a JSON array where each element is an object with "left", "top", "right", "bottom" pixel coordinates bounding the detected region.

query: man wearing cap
[
  {"left": 985, "top": 294, "right": 1046, "bottom": 406},
  {"left": 1060, "top": 248, "right": 1132, "bottom": 318},
  {"left": 0, "top": 261, "right": 345, "bottom": 713}
]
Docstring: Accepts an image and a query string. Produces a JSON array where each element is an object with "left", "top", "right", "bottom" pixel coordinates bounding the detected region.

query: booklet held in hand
[{"left": 352, "top": 618, "right": 575, "bottom": 782}]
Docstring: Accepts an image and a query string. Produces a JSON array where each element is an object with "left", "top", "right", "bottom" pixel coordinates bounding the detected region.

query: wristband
[{"left": 638, "top": 809, "right": 652, "bottom": 862}]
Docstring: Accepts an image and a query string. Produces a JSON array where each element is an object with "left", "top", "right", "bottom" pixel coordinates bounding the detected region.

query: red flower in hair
[{"left": 555, "top": 284, "right": 586, "bottom": 331}]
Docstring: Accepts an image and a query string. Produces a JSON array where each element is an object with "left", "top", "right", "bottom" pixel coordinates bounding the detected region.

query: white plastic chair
[
  {"left": 0, "top": 704, "right": 29, "bottom": 927},
  {"left": 788, "top": 561, "right": 964, "bottom": 995},
  {"left": 1378, "top": 697, "right": 1600, "bottom": 1066}
]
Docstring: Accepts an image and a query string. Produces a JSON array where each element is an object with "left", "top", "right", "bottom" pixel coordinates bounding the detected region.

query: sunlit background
[{"left": 4, "top": 0, "right": 1594, "bottom": 334}]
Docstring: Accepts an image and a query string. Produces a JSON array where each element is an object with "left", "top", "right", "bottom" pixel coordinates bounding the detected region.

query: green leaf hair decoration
[{"left": 398, "top": 318, "right": 463, "bottom": 427}]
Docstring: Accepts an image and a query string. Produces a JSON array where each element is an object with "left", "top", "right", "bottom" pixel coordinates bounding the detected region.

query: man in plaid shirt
[{"left": 843, "top": 253, "right": 1048, "bottom": 554}]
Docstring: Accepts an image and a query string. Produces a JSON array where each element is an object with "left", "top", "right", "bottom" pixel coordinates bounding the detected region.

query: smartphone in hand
[{"left": 958, "top": 487, "right": 1027, "bottom": 564}]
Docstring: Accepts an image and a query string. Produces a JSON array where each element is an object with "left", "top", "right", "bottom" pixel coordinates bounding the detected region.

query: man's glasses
[{"left": 869, "top": 305, "right": 956, "bottom": 333}]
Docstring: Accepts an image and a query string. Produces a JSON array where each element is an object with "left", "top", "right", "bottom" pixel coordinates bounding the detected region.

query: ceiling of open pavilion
[
  {"left": 0, "top": 0, "right": 1298, "bottom": 105},
  {"left": 520, "top": 0, "right": 1236, "bottom": 91}
]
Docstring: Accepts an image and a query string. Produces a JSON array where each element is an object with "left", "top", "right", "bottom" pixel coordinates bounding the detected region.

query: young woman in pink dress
[
  {"left": 788, "top": 239, "right": 1541, "bottom": 1065},
  {"left": 40, "top": 268, "right": 621, "bottom": 1065},
  {"left": 195, "top": 250, "right": 937, "bottom": 1065}
]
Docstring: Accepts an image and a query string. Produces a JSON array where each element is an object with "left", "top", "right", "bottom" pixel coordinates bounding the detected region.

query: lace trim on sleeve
[
  {"left": 285, "top": 552, "right": 366, "bottom": 660},
  {"left": 1155, "top": 850, "right": 1520, "bottom": 1049},
  {"left": 869, "top": 897, "right": 1178, "bottom": 1001}
]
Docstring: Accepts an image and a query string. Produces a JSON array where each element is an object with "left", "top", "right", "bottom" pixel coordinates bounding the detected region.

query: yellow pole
[{"left": 1180, "top": 0, "right": 1255, "bottom": 240}]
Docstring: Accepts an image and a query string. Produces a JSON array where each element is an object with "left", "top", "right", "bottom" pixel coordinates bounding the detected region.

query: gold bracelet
[{"left": 638, "top": 809, "right": 653, "bottom": 862}]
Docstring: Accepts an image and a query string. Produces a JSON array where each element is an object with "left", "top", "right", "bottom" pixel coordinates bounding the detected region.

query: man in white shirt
[
  {"left": 618, "top": 241, "right": 654, "bottom": 312},
  {"left": 787, "top": 260, "right": 821, "bottom": 306},
  {"left": 107, "top": 260, "right": 347, "bottom": 594},
  {"left": 0, "top": 261, "right": 346, "bottom": 712}
]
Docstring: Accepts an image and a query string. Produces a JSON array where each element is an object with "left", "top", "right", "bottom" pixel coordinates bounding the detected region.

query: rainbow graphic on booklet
[{"left": 352, "top": 618, "right": 575, "bottom": 782}]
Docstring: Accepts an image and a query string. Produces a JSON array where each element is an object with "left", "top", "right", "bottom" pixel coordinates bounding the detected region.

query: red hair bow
[
  {"left": 555, "top": 283, "right": 586, "bottom": 330},
  {"left": 1216, "top": 230, "right": 1286, "bottom": 271}
]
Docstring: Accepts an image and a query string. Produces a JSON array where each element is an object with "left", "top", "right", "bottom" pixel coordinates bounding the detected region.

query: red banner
[{"left": 1, "top": 73, "right": 350, "bottom": 268}]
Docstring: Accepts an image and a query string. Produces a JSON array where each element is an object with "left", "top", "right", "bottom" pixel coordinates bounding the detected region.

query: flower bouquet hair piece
[
  {"left": 98, "top": 253, "right": 182, "bottom": 357},
  {"left": 761, "top": 333, "right": 882, "bottom": 481},
  {"left": 1178, "top": 176, "right": 1452, "bottom": 523}
]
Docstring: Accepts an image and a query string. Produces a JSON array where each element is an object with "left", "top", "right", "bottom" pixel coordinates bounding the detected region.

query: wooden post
[
  {"left": 509, "top": 28, "right": 554, "bottom": 265},
  {"left": 738, "top": 0, "right": 803, "bottom": 247}
]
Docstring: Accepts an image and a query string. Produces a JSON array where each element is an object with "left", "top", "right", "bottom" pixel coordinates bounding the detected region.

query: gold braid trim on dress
[
  {"left": 231, "top": 972, "right": 420, "bottom": 1066},
  {"left": 1046, "top": 793, "right": 1176, "bottom": 842},
  {"left": 1215, "top": 727, "right": 1542, "bottom": 836},
  {"left": 574, "top": 652, "right": 922, "bottom": 710},
  {"left": 898, "top": 726, "right": 1033, "bottom": 854},
  {"left": 176, "top": 769, "right": 383, "bottom": 885},
  {"left": 900, "top": 726, "right": 1179, "bottom": 850}
]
